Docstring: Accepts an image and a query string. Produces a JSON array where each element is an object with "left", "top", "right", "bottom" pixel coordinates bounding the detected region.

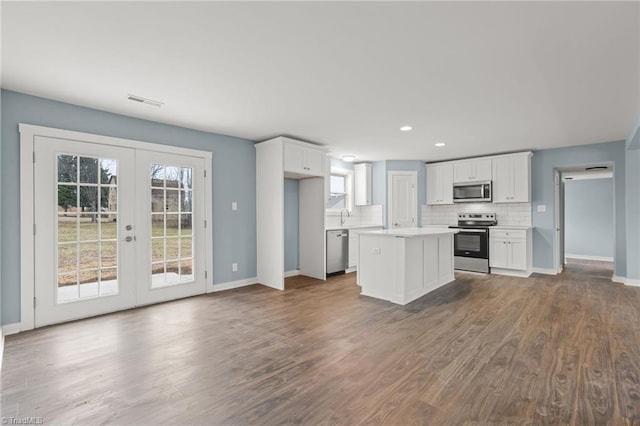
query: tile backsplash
[
  {"left": 325, "top": 204, "right": 383, "bottom": 228},
  {"left": 422, "top": 203, "right": 532, "bottom": 227}
]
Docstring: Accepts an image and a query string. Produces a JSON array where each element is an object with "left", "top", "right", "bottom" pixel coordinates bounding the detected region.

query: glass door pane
[
  {"left": 56, "top": 155, "right": 120, "bottom": 303},
  {"left": 149, "top": 163, "right": 194, "bottom": 288}
]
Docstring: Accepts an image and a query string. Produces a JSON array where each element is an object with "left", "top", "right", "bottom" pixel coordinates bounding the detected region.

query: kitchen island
[{"left": 357, "top": 227, "right": 459, "bottom": 305}]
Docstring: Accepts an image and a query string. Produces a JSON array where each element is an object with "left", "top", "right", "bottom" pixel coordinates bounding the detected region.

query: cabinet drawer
[{"left": 490, "top": 229, "right": 526, "bottom": 239}]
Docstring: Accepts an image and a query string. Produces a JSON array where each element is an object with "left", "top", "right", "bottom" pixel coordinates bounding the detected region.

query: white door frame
[
  {"left": 19, "top": 124, "right": 213, "bottom": 331},
  {"left": 387, "top": 171, "right": 418, "bottom": 229}
]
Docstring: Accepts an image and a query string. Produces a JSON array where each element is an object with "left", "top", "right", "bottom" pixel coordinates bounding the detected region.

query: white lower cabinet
[
  {"left": 489, "top": 229, "right": 531, "bottom": 275},
  {"left": 348, "top": 227, "right": 383, "bottom": 269}
]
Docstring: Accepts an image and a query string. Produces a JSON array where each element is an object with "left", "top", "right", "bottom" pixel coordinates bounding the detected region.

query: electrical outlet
[
  {"left": 232, "top": 263, "right": 238, "bottom": 272},
  {"left": 537, "top": 204, "right": 546, "bottom": 213},
  {"left": 231, "top": 202, "right": 238, "bottom": 211},
  {"left": 372, "top": 248, "right": 381, "bottom": 254}
]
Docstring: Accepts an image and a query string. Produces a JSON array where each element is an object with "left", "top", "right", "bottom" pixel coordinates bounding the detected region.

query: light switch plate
[
  {"left": 231, "top": 202, "right": 238, "bottom": 211},
  {"left": 232, "top": 263, "right": 238, "bottom": 272},
  {"left": 537, "top": 204, "right": 546, "bottom": 212},
  {"left": 372, "top": 248, "right": 381, "bottom": 254}
]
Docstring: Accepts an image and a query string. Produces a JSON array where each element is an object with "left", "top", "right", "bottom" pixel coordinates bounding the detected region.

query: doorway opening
[{"left": 554, "top": 163, "right": 615, "bottom": 280}]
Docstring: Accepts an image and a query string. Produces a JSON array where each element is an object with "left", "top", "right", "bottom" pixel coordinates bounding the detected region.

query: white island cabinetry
[{"left": 358, "top": 228, "right": 458, "bottom": 305}]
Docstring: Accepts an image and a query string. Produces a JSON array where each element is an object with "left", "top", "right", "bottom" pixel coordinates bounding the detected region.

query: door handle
[{"left": 123, "top": 236, "right": 135, "bottom": 243}]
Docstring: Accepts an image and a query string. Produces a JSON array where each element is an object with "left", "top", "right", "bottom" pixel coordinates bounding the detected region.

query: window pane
[
  {"left": 99, "top": 159, "right": 117, "bottom": 185},
  {"left": 166, "top": 216, "right": 179, "bottom": 236},
  {"left": 165, "top": 190, "right": 179, "bottom": 213},
  {"left": 58, "top": 155, "right": 77, "bottom": 183},
  {"left": 180, "top": 214, "right": 192, "bottom": 236},
  {"left": 100, "top": 218, "right": 117, "bottom": 240},
  {"left": 328, "top": 194, "right": 346, "bottom": 210},
  {"left": 180, "top": 190, "right": 192, "bottom": 213},
  {"left": 79, "top": 186, "right": 99, "bottom": 212},
  {"left": 165, "top": 166, "right": 181, "bottom": 183},
  {"left": 78, "top": 242, "right": 99, "bottom": 269},
  {"left": 180, "top": 237, "right": 192, "bottom": 259},
  {"left": 101, "top": 241, "right": 117, "bottom": 269},
  {"left": 58, "top": 215, "right": 78, "bottom": 243},
  {"left": 152, "top": 238, "right": 165, "bottom": 263},
  {"left": 166, "top": 237, "right": 179, "bottom": 261},
  {"left": 79, "top": 157, "right": 99, "bottom": 184},
  {"left": 79, "top": 216, "right": 100, "bottom": 241},
  {"left": 152, "top": 215, "right": 164, "bottom": 237},
  {"left": 330, "top": 175, "right": 345, "bottom": 193},
  {"left": 150, "top": 164, "right": 165, "bottom": 184},
  {"left": 58, "top": 243, "right": 77, "bottom": 274},
  {"left": 151, "top": 189, "right": 165, "bottom": 213},
  {"left": 79, "top": 270, "right": 100, "bottom": 298},
  {"left": 101, "top": 187, "right": 117, "bottom": 213},
  {"left": 58, "top": 184, "right": 77, "bottom": 212}
]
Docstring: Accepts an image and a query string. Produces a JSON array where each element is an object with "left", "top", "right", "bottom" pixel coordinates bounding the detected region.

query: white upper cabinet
[
  {"left": 426, "top": 162, "right": 453, "bottom": 205},
  {"left": 354, "top": 163, "right": 372, "bottom": 206},
  {"left": 492, "top": 153, "right": 531, "bottom": 203},
  {"left": 453, "top": 158, "right": 492, "bottom": 183},
  {"left": 284, "top": 141, "right": 325, "bottom": 177}
]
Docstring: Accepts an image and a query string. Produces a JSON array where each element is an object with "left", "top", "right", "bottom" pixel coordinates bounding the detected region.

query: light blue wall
[
  {"left": 283, "top": 178, "right": 299, "bottom": 272},
  {"left": 531, "top": 140, "right": 627, "bottom": 277},
  {"left": 1, "top": 90, "right": 257, "bottom": 325},
  {"left": 564, "top": 178, "right": 614, "bottom": 258},
  {"left": 371, "top": 161, "right": 387, "bottom": 227},
  {"left": 625, "top": 146, "right": 640, "bottom": 279}
]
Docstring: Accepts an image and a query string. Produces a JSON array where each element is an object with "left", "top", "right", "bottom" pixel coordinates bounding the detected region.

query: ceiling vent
[
  {"left": 127, "top": 94, "right": 164, "bottom": 108},
  {"left": 585, "top": 166, "right": 608, "bottom": 171}
]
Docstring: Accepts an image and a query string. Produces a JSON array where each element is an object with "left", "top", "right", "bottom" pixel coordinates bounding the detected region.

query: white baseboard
[
  {"left": 284, "top": 270, "right": 300, "bottom": 278},
  {"left": 490, "top": 268, "right": 531, "bottom": 278},
  {"left": 612, "top": 275, "right": 640, "bottom": 286},
  {"left": 210, "top": 277, "right": 258, "bottom": 292},
  {"left": 346, "top": 267, "right": 357, "bottom": 274},
  {"left": 532, "top": 267, "right": 557, "bottom": 275},
  {"left": 2, "top": 323, "right": 22, "bottom": 336},
  {"left": 566, "top": 254, "right": 614, "bottom": 262}
]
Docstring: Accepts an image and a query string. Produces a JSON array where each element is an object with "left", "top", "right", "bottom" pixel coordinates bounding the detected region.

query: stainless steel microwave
[{"left": 453, "top": 181, "right": 492, "bottom": 203}]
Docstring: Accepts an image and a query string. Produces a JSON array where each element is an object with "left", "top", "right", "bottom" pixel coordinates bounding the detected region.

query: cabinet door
[
  {"left": 490, "top": 238, "right": 508, "bottom": 268},
  {"left": 473, "top": 159, "right": 492, "bottom": 182},
  {"left": 348, "top": 234, "right": 358, "bottom": 268},
  {"left": 439, "top": 163, "right": 454, "bottom": 204},
  {"left": 511, "top": 155, "right": 530, "bottom": 202},
  {"left": 492, "top": 157, "right": 512, "bottom": 203},
  {"left": 453, "top": 161, "right": 474, "bottom": 183},
  {"left": 426, "top": 164, "right": 439, "bottom": 205},
  {"left": 283, "top": 143, "right": 305, "bottom": 174},
  {"left": 354, "top": 164, "right": 372, "bottom": 206},
  {"left": 508, "top": 240, "right": 527, "bottom": 271},
  {"left": 303, "top": 148, "right": 324, "bottom": 176}
]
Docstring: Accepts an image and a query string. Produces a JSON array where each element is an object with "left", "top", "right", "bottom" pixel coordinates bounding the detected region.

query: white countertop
[
  {"left": 326, "top": 224, "right": 384, "bottom": 231},
  {"left": 423, "top": 224, "right": 534, "bottom": 230},
  {"left": 359, "top": 227, "right": 459, "bottom": 237},
  {"left": 491, "top": 225, "right": 534, "bottom": 230}
]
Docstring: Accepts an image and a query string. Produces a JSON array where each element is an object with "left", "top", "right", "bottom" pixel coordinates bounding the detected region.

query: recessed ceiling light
[
  {"left": 435, "top": 142, "right": 446, "bottom": 147},
  {"left": 400, "top": 126, "right": 413, "bottom": 132},
  {"left": 342, "top": 155, "right": 356, "bottom": 162},
  {"left": 127, "top": 94, "right": 164, "bottom": 108}
]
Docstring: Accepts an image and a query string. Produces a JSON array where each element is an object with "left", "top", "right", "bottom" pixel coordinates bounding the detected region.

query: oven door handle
[{"left": 457, "top": 229, "right": 488, "bottom": 233}]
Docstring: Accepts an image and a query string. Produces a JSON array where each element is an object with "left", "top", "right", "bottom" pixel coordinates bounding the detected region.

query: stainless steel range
[{"left": 449, "top": 213, "right": 497, "bottom": 273}]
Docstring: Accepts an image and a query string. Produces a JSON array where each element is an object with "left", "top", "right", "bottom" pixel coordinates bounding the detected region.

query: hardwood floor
[{"left": 2, "top": 268, "right": 640, "bottom": 425}]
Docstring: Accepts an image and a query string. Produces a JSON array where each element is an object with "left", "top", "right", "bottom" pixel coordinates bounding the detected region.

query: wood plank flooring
[{"left": 2, "top": 267, "right": 640, "bottom": 425}]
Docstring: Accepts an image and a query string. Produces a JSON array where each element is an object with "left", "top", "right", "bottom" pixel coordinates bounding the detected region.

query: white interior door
[
  {"left": 33, "top": 137, "right": 209, "bottom": 327},
  {"left": 388, "top": 171, "right": 417, "bottom": 228},
  {"left": 135, "top": 150, "right": 207, "bottom": 305},
  {"left": 34, "top": 137, "right": 137, "bottom": 326}
]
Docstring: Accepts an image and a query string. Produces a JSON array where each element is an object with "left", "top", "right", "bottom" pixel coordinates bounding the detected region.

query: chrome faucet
[{"left": 340, "top": 208, "right": 350, "bottom": 226}]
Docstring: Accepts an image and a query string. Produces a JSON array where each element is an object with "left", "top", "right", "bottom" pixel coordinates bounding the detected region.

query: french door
[{"left": 33, "top": 136, "right": 207, "bottom": 327}]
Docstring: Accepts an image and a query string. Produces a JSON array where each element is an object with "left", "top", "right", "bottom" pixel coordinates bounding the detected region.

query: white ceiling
[{"left": 2, "top": 1, "right": 638, "bottom": 162}]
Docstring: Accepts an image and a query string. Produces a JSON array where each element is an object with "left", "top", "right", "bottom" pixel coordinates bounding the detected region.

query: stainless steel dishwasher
[{"left": 326, "top": 229, "right": 349, "bottom": 274}]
